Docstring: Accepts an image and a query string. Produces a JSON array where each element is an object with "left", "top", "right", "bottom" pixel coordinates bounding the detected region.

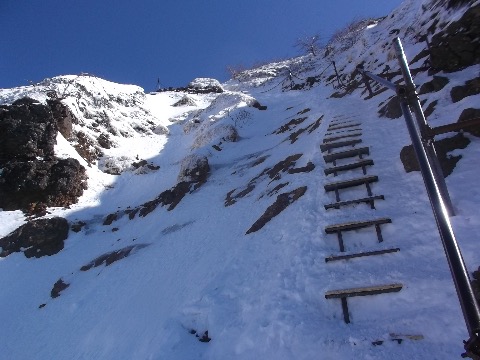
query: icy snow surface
[{"left": 0, "top": 0, "right": 479, "bottom": 359}]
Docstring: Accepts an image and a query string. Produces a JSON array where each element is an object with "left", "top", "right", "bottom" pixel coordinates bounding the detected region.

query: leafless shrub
[
  {"left": 327, "top": 18, "right": 376, "bottom": 53},
  {"left": 294, "top": 33, "right": 322, "bottom": 57}
]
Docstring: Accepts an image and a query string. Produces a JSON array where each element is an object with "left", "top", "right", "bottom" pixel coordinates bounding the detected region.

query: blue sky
[{"left": 1, "top": 1, "right": 403, "bottom": 91}]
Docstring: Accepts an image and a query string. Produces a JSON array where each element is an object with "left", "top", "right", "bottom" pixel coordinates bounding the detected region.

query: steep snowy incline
[{"left": 0, "top": 0, "right": 479, "bottom": 359}]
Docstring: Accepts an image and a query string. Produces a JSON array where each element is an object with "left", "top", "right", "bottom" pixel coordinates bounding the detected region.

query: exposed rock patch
[
  {"left": 0, "top": 217, "right": 69, "bottom": 258},
  {"left": 273, "top": 117, "right": 308, "bottom": 134},
  {"left": 457, "top": 108, "right": 480, "bottom": 137},
  {"left": 173, "top": 95, "right": 197, "bottom": 107},
  {"left": 429, "top": 4, "right": 480, "bottom": 72},
  {"left": 378, "top": 96, "right": 402, "bottom": 119},
  {"left": 51, "top": 279, "right": 70, "bottom": 298},
  {"left": 226, "top": 154, "right": 306, "bottom": 206},
  {"left": 419, "top": 76, "right": 449, "bottom": 94},
  {"left": 288, "top": 116, "right": 323, "bottom": 143},
  {"left": 80, "top": 244, "right": 148, "bottom": 271},
  {"left": 246, "top": 186, "right": 307, "bottom": 234},
  {"left": 400, "top": 133, "right": 470, "bottom": 176},
  {"left": 0, "top": 98, "right": 57, "bottom": 164},
  {"left": 451, "top": 77, "right": 480, "bottom": 103},
  {"left": 0, "top": 158, "right": 87, "bottom": 211}
]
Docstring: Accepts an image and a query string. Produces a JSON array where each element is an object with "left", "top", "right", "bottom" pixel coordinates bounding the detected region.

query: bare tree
[{"left": 294, "top": 33, "right": 322, "bottom": 57}]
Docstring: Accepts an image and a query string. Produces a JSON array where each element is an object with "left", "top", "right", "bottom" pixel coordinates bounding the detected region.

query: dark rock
[
  {"left": 288, "top": 162, "right": 315, "bottom": 174},
  {"left": 273, "top": 117, "right": 308, "bottom": 134},
  {"left": 457, "top": 108, "right": 480, "bottom": 137},
  {"left": 173, "top": 95, "right": 196, "bottom": 107},
  {"left": 51, "top": 278, "right": 70, "bottom": 298},
  {"left": 74, "top": 131, "right": 102, "bottom": 165},
  {"left": 378, "top": 96, "right": 402, "bottom": 119},
  {"left": 0, "top": 158, "right": 87, "bottom": 211},
  {"left": 424, "top": 100, "right": 438, "bottom": 118},
  {"left": 0, "top": 98, "right": 57, "bottom": 165},
  {"left": 80, "top": 244, "right": 148, "bottom": 271},
  {"left": 178, "top": 155, "right": 210, "bottom": 184},
  {"left": 71, "top": 221, "right": 86, "bottom": 232},
  {"left": 400, "top": 133, "right": 470, "bottom": 177},
  {"left": 97, "top": 133, "right": 112, "bottom": 149},
  {"left": 0, "top": 217, "right": 69, "bottom": 258},
  {"left": 47, "top": 99, "right": 76, "bottom": 139},
  {"left": 246, "top": 186, "right": 307, "bottom": 234},
  {"left": 429, "top": 4, "right": 480, "bottom": 72},
  {"left": 251, "top": 101, "right": 267, "bottom": 110},
  {"left": 419, "top": 76, "right": 449, "bottom": 94},
  {"left": 451, "top": 77, "right": 480, "bottom": 103},
  {"left": 103, "top": 213, "right": 118, "bottom": 226}
]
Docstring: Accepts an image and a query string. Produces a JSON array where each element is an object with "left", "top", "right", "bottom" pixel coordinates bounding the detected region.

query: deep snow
[{"left": 0, "top": 0, "right": 479, "bottom": 359}]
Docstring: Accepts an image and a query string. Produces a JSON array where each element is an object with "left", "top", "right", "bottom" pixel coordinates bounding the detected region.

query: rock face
[
  {"left": 0, "top": 217, "right": 69, "bottom": 258},
  {"left": 187, "top": 78, "right": 224, "bottom": 94},
  {"left": 429, "top": 4, "right": 480, "bottom": 72},
  {"left": 0, "top": 98, "right": 57, "bottom": 163},
  {"left": 0, "top": 155, "right": 87, "bottom": 211},
  {"left": 457, "top": 108, "right": 480, "bottom": 137},
  {"left": 0, "top": 98, "right": 87, "bottom": 211},
  {"left": 400, "top": 133, "right": 470, "bottom": 177}
]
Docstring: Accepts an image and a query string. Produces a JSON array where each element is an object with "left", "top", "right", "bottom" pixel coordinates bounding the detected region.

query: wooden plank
[
  {"left": 324, "top": 195, "right": 385, "bottom": 210},
  {"left": 328, "top": 123, "right": 362, "bottom": 131},
  {"left": 325, "top": 217, "right": 391, "bottom": 234},
  {"left": 325, "top": 128, "right": 361, "bottom": 137},
  {"left": 324, "top": 175, "right": 378, "bottom": 191},
  {"left": 325, "top": 283, "right": 403, "bottom": 299},
  {"left": 320, "top": 139, "right": 362, "bottom": 152},
  {"left": 324, "top": 159, "right": 374, "bottom": 175},
  {"left": 323, "top": 133, "right": 362, "bottom": 143},
  {"left": 323, "top": 147, "right": 369, "bottom": 163},
  {"left": 325, "top": 247, "right": 400, "bottom": 262}
]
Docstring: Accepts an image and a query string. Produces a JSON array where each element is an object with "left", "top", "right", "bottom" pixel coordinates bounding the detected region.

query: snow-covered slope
[{"left": 1, "top": 0, "right": 479, "bottom": 359}]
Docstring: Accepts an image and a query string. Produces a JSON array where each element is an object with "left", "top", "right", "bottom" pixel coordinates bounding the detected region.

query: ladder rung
[
  {"left": 324, "top": 175, "right": 378, "bottom": 191},
  {"left": 324, "top": 159, "right": 374, "bottom": 175},
  {"left": 325, "top": 217, "right": 391, "bottom": 234},
  {"left": 325, "top": 283, "right": 403, "bottom": 299},
  {"left": 323, "top": 133, "right": 362, "bottom": 143},
  {"left": 324, "top": 195, "right": 385, "bottom": 210},
  {"left": 328, "top": 123, "right": 361, "bottom": 131},
  {"left": 320, "top": 139, "right": 362, "bottom": 152},
  {"left": 323, "top": 147, "right": 369, "bottom": 163},
  {"left": 325, "top": 247, "right": 400, "bottom": 262}
]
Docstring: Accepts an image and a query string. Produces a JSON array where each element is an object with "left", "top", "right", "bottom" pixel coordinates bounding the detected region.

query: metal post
[
  {"left": 398, "top": 98, "right": 480, "bottom": 356},
  {"left": 393, "top": 37, "right": 455, "bottom": 216}
]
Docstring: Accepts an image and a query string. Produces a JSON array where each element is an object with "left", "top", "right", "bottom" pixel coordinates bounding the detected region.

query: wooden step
[
  {"left": 323, "top": 147, "right": 369, "bottom": 163},
  {"left": 324, "top": 159, "right": 374, "bottom": 176},
  {"left": 324, "top": 195, "right": 385, "bottom": 210},
  {"left": 328, "top": 123, "right": 361, "bottom": 131},
  {"left": 325, "top": 175, "right": 378, "bottom": 203},
  {"left": 324, "top": 175, "right": 378, "bottom": 192},
  {"left": 320, "top": 139, "right": 362, "bottom": 152},
  {"left": 325, "top": 128, "right": 361, "bottom": 137},
  {"left": 325, "top": 217, "right": 392, "bottom": 252},
  {"left": 325, "top": 283, "right": 403, "bottom": 323},
  {"left": 323, "top": 133, "right": 362, "bottom": 143},
  {"left": 325, "top": 217, "right": 391, "bottom": 234},
  {"left": 325, "top": 247, "right": 400, "bottom": 262}
]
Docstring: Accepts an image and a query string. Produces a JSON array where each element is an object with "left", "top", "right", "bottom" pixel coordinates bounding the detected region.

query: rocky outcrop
[
  {"left": 451, "top": 77, "right": 480, "bottom": 103},
  {"left": 457, "top": 108, "right": 480, "bottom": 137},
  {"left": 429, "top": 4, "right": 480, "bottom": 72},
  {"left": 246, "top": 186, "right": 307, "bottom": 234},
  {"left": 80, "top": 244, "right": 148, "bottom": 271},
  {"left": 0, "top": 98, "right": 87, "bottom": 212},
  {"left": 400, "top": 133, "right": 470, "bottom": 177},
  {"left": 0, "top": 98, "right": 57, "bottom": 164},
  {"left": 0, "top": 217, "right": 69, "bottom": 258},
  {"left": 0, "top": 158, "right": 87, "bottom": 211}
]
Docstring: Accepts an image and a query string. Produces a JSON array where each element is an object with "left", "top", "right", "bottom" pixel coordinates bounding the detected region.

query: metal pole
[
  {"left": 398, "top": 96, "right": 480, "bottom": 356},
  {"left": 393, "top": 37, "right": 455, "bottom": 216}
]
